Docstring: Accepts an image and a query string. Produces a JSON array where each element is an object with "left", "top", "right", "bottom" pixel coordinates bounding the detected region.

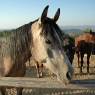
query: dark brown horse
[
  {"left": 0, "top": 6, "right": 74, "bottom": 95},
  {"left": 62, "top": 35, "right": 75, "bottom": 65},
  {"left": 75, "top": 30, "right": 95, "bottom": 73}
]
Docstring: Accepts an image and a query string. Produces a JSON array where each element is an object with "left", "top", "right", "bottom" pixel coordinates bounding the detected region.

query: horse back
[{"left": 75, "top": 33, "right": 91, "bottom": 47}]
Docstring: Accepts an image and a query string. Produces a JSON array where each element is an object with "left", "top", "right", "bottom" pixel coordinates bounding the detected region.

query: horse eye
[
  {"left": 45, "top": 40, "right": 51, "bottom": 44},
  {"left": 39, "top": 23, "right": 42, "bottom": 28}
]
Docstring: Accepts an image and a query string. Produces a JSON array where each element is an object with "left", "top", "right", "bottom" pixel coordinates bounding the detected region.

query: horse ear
[
  {"left": 90, "top": 30, "right": 92, "bottom": 34},
  {"left": 52, "top": 8, "right": 60, "bottom": 22},
  {"left": 40, "top": 5, "right": 49, "bottom": 24}
]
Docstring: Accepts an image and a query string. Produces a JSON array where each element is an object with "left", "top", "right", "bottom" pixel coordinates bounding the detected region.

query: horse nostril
[{"left": 66, "top": 71, "right": 71, "bottom": 81}]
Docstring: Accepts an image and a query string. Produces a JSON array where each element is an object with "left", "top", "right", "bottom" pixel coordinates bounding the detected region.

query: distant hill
[
  {"left": 61, "top": 29, "right": 83, "bottom": 34},
  {"left": 60, "top": 25, "right": 95, "bottom": 35},
  {"left": 0, "top": 29, "right": 5, "bottom": 32},
  {"left": 60, "top": 25, "right": 95, "bottom": 31},
  {"left": 0, "top": 25, "right": 95, "bottom": 35},
  {"left": 0, "top": 29, "right": 12, "bottom": 32}
]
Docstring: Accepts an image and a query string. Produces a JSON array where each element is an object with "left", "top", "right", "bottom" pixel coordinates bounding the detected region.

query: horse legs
[
  {"left": 40, "top": 64, "right": 43, "bottom": 77},
  {"left": 80, "top": 53, "right": 84, "bottom": 73},
  {"left": 28, "top": 58, "right": 31, "bottom": 69},
  {"left": 76, "top": 52, "right": 80, "bottom": 67},
  {"left": 0, "top": 87, "right": 7, "bottom": 95},
  {"left": 16, "top": 63, "right": 26, "bottom": 95},
  {"left": 34, "top": 59, "right": 43, "bottom": 77},
  {"left": 27, "top": 57, "right": 33, "bottom": 70},
  {"left": 34, "top": 59, "right": 40, "bottom": 77},
  {"left": 87, "top": 54, "right": 90, "bottom": 73},
  {"left": 17, "top": 87, "right": 23, "bottom": 95}
]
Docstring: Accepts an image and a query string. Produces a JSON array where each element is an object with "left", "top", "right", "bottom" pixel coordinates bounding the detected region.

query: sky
[{"left": 0, "top": 0, "right": 95, "bottom": 29}]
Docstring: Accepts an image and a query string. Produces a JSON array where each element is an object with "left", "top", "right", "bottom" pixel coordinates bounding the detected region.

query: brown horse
[
  {"left": 34, "top": 59, "right": 43, "bottom": 77},
  {"left": 0, "top": 6, "right": 74, "bottom": 95},
  {"left": 28, "top": 58, "right": 43, "bottom": 78},
  {"left": 75, "top": 30, "right": 95, "bottom": 73}
]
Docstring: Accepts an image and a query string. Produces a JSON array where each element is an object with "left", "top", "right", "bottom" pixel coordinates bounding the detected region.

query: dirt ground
[{"left": 1, "top": 54, "right": 95, "bottom": 95}]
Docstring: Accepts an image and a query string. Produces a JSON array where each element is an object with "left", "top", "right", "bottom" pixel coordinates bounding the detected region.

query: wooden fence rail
[{"left": 0, "top": 77, "right": 95, "bottom": 89}]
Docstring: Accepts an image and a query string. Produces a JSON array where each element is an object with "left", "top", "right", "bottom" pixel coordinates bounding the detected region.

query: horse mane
[
  {"left": 0, "top": 21, "right": 37, "bottom": 60},
  {"left": 14, "top": 19, "right": 38, "bottom": 33}
]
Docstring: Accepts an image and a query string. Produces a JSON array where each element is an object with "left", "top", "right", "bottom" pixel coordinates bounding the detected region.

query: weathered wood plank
[{"left": 0, "top": 77, "right": 95, "bottom": 89}]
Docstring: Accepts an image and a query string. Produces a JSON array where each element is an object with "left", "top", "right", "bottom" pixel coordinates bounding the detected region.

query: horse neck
[
  {"left": 0, "top": 29, "right": 32, "bottom": 64},
  {"left": 90, "top": 34, "right": 95, "bottom": 43},
  {"left": 82, "top": 33, "right": 92, "bottom": 43}
]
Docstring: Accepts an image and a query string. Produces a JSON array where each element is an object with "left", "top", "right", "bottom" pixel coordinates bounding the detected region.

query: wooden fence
[{"left": 0, "top": 77, "right": 95, "bottom": 89}]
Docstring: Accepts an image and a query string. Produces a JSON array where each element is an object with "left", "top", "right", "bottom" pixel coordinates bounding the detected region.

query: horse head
[
  {"left": 90, "top": 30, "right": 95, "bottom": 43},
  {"left": 30, "top": 5, "right": 74, "bottom": 84},
  {"left": 62, "top": 35, "right": 70, "bottom": 47},
  {"left": 62, "top": 35, "right": 75, "bottom": 64}
]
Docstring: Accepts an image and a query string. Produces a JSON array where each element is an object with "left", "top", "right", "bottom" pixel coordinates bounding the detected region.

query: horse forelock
[{"left": 41, "top": 17, "right": 63, "bottom": 44}]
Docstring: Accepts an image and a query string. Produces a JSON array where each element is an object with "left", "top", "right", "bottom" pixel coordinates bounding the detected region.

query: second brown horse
[{"left": 75, "top": 30, "right": 95, "bottom": 73}]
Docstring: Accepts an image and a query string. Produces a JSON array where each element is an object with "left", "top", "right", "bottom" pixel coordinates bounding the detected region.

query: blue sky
[{"left": 0, "top": 0, "right": 95, "bottom": 29}]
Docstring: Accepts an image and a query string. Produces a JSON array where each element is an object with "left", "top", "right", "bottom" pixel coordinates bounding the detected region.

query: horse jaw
[{"left": 42, "top": 49, "right": 74, "bottom": 84}]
